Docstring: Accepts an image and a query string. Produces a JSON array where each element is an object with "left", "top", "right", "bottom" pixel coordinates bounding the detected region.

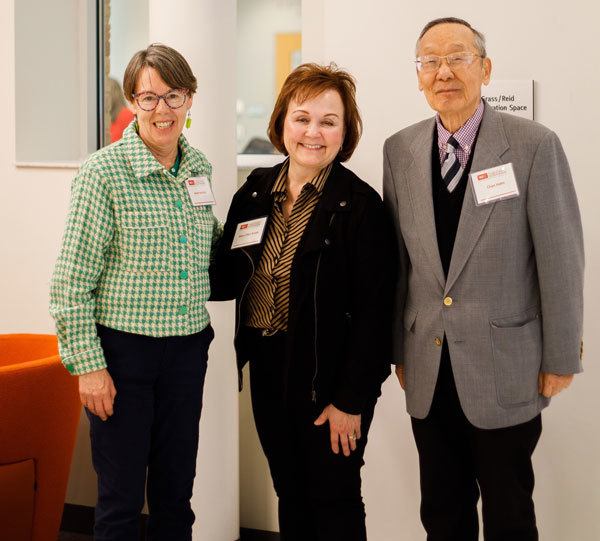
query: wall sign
[{"left": 482, "top": 80, "right": 534, "bottom": 120}]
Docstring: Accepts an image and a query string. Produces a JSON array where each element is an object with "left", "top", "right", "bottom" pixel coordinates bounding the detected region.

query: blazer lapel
[
  {"left": 445, "top": 104, "right": 510, "bottom": 294},
  {"left": 406, "top": 118, "right": 446, "bottom": 290}
]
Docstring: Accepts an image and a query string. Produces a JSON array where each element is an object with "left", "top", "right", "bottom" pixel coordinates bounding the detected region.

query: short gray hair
[{"left": 415, "top": 17, "right": 487, "bottom": 58}]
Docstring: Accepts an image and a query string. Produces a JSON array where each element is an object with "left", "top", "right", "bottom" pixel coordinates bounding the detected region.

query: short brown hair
[
  {"left": 123, "top": 43, "right": 197, "bottom": 103},
  {"left": 268, "top": 63, "right": 362, "bottom": 163}
]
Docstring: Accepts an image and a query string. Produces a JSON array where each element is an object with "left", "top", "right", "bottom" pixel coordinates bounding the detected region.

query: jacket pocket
[
  {"left": 490, "top": 309, "right": 542, "bottom": 407},
  {"left": 117, "top": 210, "right": 170, "bottom": 272}
]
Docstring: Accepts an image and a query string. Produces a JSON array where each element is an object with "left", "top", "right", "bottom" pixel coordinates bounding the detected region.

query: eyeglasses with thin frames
[{"left": 415, "top": 52, "right": 482, "bottom": 73}]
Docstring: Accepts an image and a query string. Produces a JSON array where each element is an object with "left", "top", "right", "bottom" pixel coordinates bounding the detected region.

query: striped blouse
[{"left": 245, "top": 159, "right": 332, "bottom": 333}]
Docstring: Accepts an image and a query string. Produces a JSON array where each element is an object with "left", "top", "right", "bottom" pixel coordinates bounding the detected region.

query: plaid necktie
[{"left": 441, "top": 136, "right": 463, "bottom": 193}]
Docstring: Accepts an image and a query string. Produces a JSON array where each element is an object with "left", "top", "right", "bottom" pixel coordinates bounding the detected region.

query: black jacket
[{"left": 211, "top": 160, "right": 395, "bottom": 414}]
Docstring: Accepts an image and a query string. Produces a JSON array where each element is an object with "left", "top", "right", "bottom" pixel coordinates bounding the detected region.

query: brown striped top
[{"left": 245, "top": 159, "right": 332, "bottom": 333}]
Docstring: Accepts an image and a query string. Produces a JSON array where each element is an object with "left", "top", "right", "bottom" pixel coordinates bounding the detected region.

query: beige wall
[{"left": 242, "top": 0, "right": 600, "bottom": 538}]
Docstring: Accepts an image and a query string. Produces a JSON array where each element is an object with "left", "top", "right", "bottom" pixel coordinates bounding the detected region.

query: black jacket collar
[
  {"left": 239, "top": 160, "right": 356, "bottom": 261},
  {"left": 246, "top": 159, "right": 355, "bottom": 213}
]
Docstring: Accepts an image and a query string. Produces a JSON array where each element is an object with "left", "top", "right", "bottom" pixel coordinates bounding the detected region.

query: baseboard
[{"left": 61, "top": 504, "right": 280, "bottom": 540}]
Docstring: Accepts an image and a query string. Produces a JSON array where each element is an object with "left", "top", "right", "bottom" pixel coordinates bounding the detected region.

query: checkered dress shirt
[
  {"left": 436, "top": 99, "right": 484, "bottom": 167},
  {"left": 50, "top": 122, "right": 220, "bottom": 375}
]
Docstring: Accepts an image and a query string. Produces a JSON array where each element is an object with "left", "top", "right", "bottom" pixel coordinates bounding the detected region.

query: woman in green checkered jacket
[{"left": 50, "top": 44, "right": 219, "bottom": 540}]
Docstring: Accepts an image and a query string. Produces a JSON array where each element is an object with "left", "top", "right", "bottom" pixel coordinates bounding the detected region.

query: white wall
[{"left": 298, "top": 1, "right": 600, "bottom": 540}]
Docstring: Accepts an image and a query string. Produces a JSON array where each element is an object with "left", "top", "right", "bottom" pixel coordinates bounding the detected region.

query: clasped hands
[
  {"left": 395, "top": 365, "right": 574, "bottom": 397},
  {"left": 314, "top": 404, "right": 361, "bottom": 457}
]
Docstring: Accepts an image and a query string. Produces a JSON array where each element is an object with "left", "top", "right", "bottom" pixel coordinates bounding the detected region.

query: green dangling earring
[
  {"left": 185, "top": 110, "right": 192, "bottom": 129},
  {"left": 133, "top": 114, "right": 139, "bottom": 131}
]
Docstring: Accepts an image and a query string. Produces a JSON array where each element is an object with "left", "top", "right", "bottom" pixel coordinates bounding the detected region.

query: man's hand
[
  {"left": 314, "top": 404, "right": 362, "bottom": 457},
  {"left": 538, "top": 372, "right": 574, "bottom": 398},
  {"left": 395, "top": 364, "right": 405, "bottom": 390},
  {"left": 79, "top": 368, "right": 117, "bottom": 421}
]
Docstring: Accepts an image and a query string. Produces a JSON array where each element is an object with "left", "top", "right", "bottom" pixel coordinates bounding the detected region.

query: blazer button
[
  {"left": 324, "top": 238, "right": 331, "bottom": 246},
  {"left": 339, "top": 200, "right": 347, "bottom": 207},
  {"left": 434, "top": 337, "right": 442, "bottom": 347},
  {"left": 443, "top": 296, "right": 453, "bottom": 306},
  {"left": 251, "top": 191, "right": 258, "bottom": 198}
]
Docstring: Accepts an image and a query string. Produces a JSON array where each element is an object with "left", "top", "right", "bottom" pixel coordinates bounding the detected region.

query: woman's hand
[
  {"left": 79, "top": 369, "right": 117, "bottom": 421},
  {"left": 314, "top": 404, "right": 361, "bottom": 457}
]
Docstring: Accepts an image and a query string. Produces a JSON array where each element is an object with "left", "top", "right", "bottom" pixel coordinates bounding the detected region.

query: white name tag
[
  {"left": 469, "top": 163, "right": 519, "bottom": 206},
  {"left": 231, "top": 217, "right": 268, "bottom": 249},
  {"left": 185, "top": 176, "right": 216, "bottom": 206}
]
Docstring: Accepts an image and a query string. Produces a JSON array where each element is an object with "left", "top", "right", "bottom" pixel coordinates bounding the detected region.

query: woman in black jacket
[{"left": 212, "top": 63, "right": 394, "bottom": 541}]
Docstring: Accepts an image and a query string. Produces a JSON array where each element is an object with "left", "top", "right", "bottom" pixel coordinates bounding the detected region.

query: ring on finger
[{"left": 349, "top": 433, "right": 357, "bottom": 441}]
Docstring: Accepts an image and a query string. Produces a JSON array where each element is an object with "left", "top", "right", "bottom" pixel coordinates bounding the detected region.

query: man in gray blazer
[{"left": 383, "top": 17, "right": 584, "bottom": 540}]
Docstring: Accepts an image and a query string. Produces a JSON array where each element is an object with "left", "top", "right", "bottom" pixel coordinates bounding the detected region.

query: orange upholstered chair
[{"left": 0, "top": 334, "right": 81, "bottom": 541}]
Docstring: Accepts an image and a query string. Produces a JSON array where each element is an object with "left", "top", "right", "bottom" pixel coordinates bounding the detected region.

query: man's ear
[{"left": 482, "top": 57, "right": 492, "bottom": 85}]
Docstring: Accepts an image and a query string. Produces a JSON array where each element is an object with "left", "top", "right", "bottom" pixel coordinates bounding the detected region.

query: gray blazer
[{"left": 383, "top": 103, "right": 584, "bottom": 429}]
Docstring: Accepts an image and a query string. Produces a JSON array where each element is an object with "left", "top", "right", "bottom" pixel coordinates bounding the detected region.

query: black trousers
[
  {"left": 411, "top": 340, "right": 542, "bottom": 541},
  {"left": 87, "top": 324, "right": 213, "bottom": 541},
  {"left": 247, "top": 329, "right": 376, "bottom": 541}
]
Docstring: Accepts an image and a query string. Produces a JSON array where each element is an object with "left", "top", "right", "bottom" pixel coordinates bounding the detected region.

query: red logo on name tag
[
  {"left": 240, "top": 224, "right": 248, "bottom": 229},
  {"left": 188, "top": 179, "right": 196, "bottom": 185},
  {"left": 477, "top": 173, "right": 488, "bottom": 181}
]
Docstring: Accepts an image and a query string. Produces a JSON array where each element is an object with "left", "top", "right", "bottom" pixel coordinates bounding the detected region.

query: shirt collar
[
  {"left": 436, "top": 99, "right": 485, "bottom": 154},
  {"left": 121, "top": 121, "right": 206, "bottom": 182},
  {"left": 271, "top": 159, "right": 290, "bottom": 195},
  {"left": 271, "top": 158, "right": 332, "bottom": 196}
]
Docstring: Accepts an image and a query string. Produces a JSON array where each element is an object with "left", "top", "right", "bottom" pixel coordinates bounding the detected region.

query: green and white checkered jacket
[{"left": 50, "top": 122, "right": 220, "bottom": 375}]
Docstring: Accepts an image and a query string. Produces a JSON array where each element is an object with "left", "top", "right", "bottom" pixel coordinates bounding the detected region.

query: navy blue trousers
[{"left": 87, "top": 324, "right": 213, "bottom": 541}]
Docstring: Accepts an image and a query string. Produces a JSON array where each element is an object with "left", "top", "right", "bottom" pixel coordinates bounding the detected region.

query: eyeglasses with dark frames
[{"left": 132, "top": 89, "right": 189, "bottom": 111}]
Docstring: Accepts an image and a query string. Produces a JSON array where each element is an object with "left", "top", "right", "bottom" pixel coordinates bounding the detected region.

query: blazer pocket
[
  {"left": 490, "top": 311, "right": 542, "bottom": 407},
  {"left": 117, "top": 210, "right": 170, "bottom": 273}
]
